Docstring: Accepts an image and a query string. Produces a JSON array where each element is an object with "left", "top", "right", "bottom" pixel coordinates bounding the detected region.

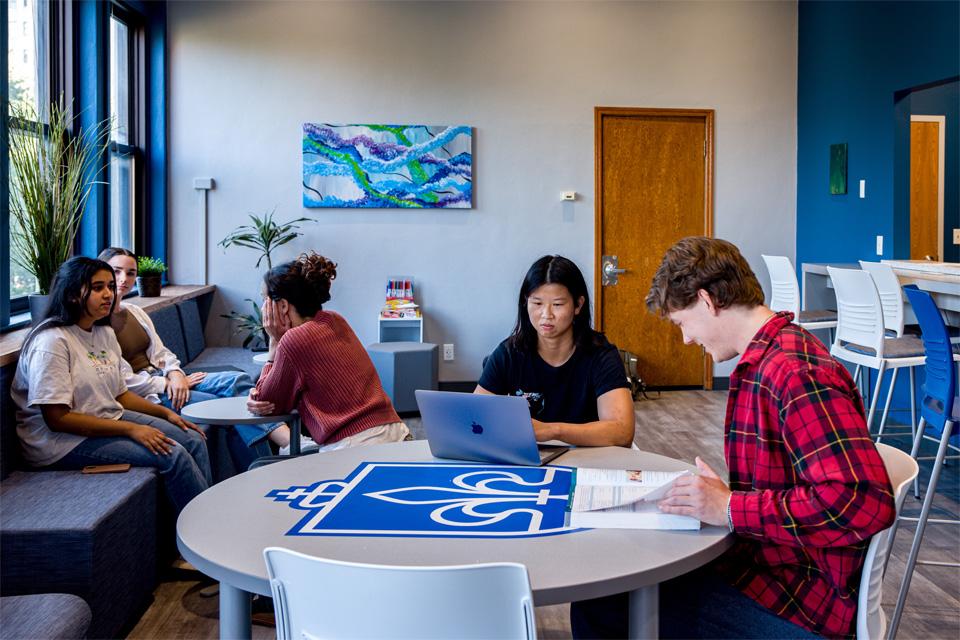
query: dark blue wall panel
[{"left": 797, "top": 1, "right": 959, "bottom": 266}]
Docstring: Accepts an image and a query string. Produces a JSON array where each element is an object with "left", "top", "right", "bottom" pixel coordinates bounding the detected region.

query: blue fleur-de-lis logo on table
[{"left": 265, "top": 462, "right": 576, "bottom": 538}]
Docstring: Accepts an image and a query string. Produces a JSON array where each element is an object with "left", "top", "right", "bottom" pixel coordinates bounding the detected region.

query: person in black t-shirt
[{"left": 475, "top": 255, "right": 634, "bottom": 447}]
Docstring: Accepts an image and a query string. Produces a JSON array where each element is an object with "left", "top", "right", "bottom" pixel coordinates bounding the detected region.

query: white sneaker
[{"left": 279, "top": 434, "right": 318, "bottom": 456}]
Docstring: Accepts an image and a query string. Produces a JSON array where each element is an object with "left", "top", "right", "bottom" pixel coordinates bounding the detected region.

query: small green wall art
[
  {"left": 302, "top": 123, "right": 473, "bottom": 208},
  {"left": 829, "top": 143, "right": 847, "bottom": 195}
]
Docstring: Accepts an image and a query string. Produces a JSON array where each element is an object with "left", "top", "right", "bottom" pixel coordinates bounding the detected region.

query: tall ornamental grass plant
[{"left": 8, "top": 100, "right": 111, "bottom": 294}]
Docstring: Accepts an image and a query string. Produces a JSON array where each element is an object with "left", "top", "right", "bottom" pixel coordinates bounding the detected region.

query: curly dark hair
[
  {"left": 264, "top": 252, "right": 338, "bottom": 317},
  {"left": 646, "top": 236, "right": 764, "bottom": 316}
]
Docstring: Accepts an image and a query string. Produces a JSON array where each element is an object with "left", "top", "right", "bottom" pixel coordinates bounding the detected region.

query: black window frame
[{"left": 106, "top": 1, "right": 146, "bottom": 255}]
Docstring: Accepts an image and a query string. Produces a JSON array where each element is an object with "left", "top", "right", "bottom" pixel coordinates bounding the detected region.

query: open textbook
[{"left": 564, "top": 468, "right": 701, "bottom": 530}]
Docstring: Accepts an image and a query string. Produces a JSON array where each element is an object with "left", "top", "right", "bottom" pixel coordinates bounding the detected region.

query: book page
[{"left": 571, "top": 469, "right": 691, "bottom": 512}]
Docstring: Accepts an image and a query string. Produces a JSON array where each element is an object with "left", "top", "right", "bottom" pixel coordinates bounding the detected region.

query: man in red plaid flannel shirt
[{"left": 643, "top": 236, "right": 895, "bottom": 638}]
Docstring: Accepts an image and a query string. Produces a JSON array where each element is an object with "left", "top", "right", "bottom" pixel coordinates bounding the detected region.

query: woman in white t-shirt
[{"left": 11, "top": 257, "right": 211, "bottom": 513}]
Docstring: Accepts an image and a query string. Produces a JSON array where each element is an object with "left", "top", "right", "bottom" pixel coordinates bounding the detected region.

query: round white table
[
  {"left": 179, "top": 395, "right": 303, "bottom": 455},
  {"left": 177, "top": 441, "right": 732, "bottom": 639},
  {"left": 251, "top": 352, "right": 271, "bottom": 365}
]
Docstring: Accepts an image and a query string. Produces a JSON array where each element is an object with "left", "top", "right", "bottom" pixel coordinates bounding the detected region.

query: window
[
  {"left": 3, "top": 0, "right": 164, "bottom": 329},
  {"left": 5, "top": 0, "right": 49, "bottom": 315},
  {"left": 108, "top": 5, "right": 143, "bottom": 252}
]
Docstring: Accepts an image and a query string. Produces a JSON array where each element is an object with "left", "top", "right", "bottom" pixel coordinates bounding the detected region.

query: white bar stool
[
  {"left": 827, "top": 267, "right": 924, "bottom": 439},
  {"left": 761, "top": 255, "right": 838, "bottom": 337}
]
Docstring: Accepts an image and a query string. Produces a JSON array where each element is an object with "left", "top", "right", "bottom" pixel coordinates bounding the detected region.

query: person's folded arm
[
  {"left": 120, "top": 357, "right": 167, "bottom": 398},
  {"left": 729, "top": 371, "right": 896, "bottom": 548},
  {"left": 254, "top": 340, "right": 302, "bottom": 414},
  {"left": 538, "top": 387, "right": 635, "bottom": 447}
]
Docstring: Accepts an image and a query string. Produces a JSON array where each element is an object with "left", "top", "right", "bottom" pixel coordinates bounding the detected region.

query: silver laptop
[{"left": 415, "top": 390, "right": 569, "bottom": 466}]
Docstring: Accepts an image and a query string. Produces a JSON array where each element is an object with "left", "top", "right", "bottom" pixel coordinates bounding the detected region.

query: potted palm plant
[
  {"left": 8, "top": 99, "right": 111, "bottom": 322},
  {"left": 219, "top": 210, "right": 311, "bottom": 349},
  {"left": 136, "top": 256, "right": 167, "bottom": 297},
  {"left": 218, "top": 209, "right": 312, "bottom": 271}
]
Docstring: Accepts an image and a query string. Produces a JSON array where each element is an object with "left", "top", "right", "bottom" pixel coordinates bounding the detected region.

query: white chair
[
  {"left": 860, "top": 261, "right": 960, "bottom": 347},
  {"left": 828, "top": 268, "right": 925, "bottom": 440},
  {"left": 856, "top": 443, "right": 919, "bottom": 640},
  {"left": 761, "top": 255, "right": 838, "bottom": 333},
  {"left": 263, "top": 547, "right": 537, "bottom": 640},
  {"left": 859, "top": 262, "right": 908, "bottom": 338},
  {"left": 858, "top": 262, "right": 921, "bottom": 439}
]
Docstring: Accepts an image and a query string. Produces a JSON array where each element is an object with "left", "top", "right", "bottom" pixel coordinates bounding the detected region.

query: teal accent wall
[{"left": 797, "top": 1, "right": 959, "bottom": 266}]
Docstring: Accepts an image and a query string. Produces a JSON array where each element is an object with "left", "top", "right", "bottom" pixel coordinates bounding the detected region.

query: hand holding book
[
  {"left": 656, "top": 457, "right": 731, "bottom": 527},
  {"left": 566, "top": 467, "right": 700, "bottom": 530}
]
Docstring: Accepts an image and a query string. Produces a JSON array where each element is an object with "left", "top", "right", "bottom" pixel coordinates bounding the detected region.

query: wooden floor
[{"left": 129, "top": 391, "right": 958, "bottom": 639}]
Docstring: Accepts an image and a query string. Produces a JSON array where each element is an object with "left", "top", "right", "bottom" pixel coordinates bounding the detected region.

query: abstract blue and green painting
[{"left": 302, "top": 123, "right": 473, "bottom": 208}]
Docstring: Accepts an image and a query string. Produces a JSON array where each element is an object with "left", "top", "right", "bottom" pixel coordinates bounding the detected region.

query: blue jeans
[
  {"left": 570, "top": 562, "right": 822, "bottom": 639},
  {"left": 162, "top": 371, "right": 278, "bottom": 473},
  {"left": 48, "top": 410, "right": 211, "bottom": 514}
]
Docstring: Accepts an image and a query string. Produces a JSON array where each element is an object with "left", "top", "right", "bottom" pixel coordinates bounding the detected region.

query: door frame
[
  {"left": 593, "top": 106, "right": 715, "bottom": 389},
  {"left": 910, "top": 115, "right": 946, "bottom": 261}
]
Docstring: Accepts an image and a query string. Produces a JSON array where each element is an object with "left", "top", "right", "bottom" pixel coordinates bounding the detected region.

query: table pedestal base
[
  {"left": 220, "top": 583, "right": 251, "bottom": 640},
  {"left": 629, "top": 583, "right": 659, "bottom": 639}
]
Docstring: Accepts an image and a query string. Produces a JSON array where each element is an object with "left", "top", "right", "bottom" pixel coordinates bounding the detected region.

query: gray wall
[{"left": 167, "top": 0, "right": 798, "bottom": 381}]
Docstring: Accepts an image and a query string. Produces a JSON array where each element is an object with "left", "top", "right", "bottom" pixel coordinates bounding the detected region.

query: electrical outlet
[
  {"left": 443, "top": 343, "right": 455, "bottom": 361},
  {"left": 953, "top": 228, "right": 960, "bottom": 245},
  {"left": 876, "top": 235, "right": 883, "bottom": 256}
]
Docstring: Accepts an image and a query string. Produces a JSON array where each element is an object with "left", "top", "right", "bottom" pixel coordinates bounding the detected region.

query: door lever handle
[{"left": 601, "top": 255, "right": 627, "bottom": 286}]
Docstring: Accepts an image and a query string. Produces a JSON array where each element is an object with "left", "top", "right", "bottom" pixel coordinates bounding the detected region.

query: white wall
[{"left": 168, "top": 0, "right": 797, "bottom": 381}]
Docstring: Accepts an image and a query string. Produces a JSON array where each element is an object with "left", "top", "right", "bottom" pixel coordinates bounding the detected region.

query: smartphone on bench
[{"left": 82, "top": 463, "right": 131, "bottom": 474}]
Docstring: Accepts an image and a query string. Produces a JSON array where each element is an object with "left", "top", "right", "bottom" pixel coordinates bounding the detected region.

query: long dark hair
[
  {"left": 25, "top": 257, "right": 117, "bottom": 347},
  {"left": 264, "top": 252, "right": 337, "bottom": 318},
  {"left": 508, "top": 255, "right": 600, "bottom": 353}
]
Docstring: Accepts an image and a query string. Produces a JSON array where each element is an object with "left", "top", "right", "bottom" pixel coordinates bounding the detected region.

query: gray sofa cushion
[
  {"left": 150, "top": 305, "right": 189, "bottom": 367},
  {"left": 177, "top": 298, "right": 206, "bottom": 362},
  {"left": 1, "top": 594, "right": 92, "bottom": 640},
  {"left": 0, "top": 469, "right": 158, "bottom": 639}
]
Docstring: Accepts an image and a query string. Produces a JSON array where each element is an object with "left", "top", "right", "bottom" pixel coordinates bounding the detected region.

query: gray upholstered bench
[
  {"left": 0, "top": 593, "right": 92, "bottom": 640},
  {"left": 148, "top": 298, "right": 260, "bottom": 380},
  {"left": 0, "top": 468, "right": 157, "bottom": 639},
  {"left": 148, "top": 298, "right": 270, "bottom": 479}
]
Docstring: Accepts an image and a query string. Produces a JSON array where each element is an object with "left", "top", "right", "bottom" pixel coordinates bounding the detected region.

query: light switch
[
  {"left": 859, "top": 180, "right": 866, "bottom": 199},
  {"left": 876, "top": 235, "right": 883, "bottom": 256}
]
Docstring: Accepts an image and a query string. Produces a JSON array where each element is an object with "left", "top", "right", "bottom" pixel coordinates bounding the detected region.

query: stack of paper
[{"left": 565, "top": 468, "right": 700, "bottom": 530}]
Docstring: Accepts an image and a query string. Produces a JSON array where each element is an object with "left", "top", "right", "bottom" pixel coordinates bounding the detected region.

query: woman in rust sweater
[{"left": 247, "top": 253, "right": 408, "bottom": 450}]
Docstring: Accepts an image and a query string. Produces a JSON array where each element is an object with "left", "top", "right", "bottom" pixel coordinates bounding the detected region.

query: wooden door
[
  {"left": 595, "top": 108, "right": 714, "bottom": 388},
  {"left": 910, "top": 119, "right": 943, "bottom": 261}
]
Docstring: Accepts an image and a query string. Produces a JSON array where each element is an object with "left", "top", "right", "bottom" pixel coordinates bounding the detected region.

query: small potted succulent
[{"left": 135, "top": 256, "right": 167, "bottom": 297}]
